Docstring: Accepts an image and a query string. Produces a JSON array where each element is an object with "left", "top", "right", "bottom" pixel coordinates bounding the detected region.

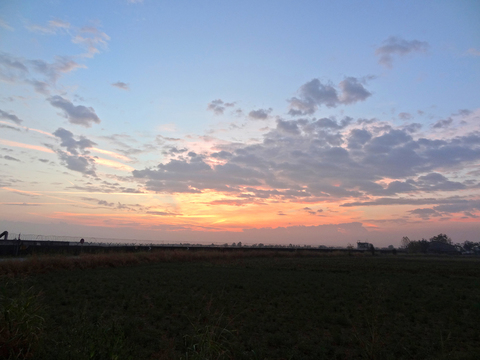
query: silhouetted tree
[
  {"left": 462, "top": 241, "right": 479, "bottom": 251},
  {"left": 401, "top": 236, "right": 411, "bottom": 249},
  {"left": 429, "top": 233, "right": 452, "bottom": 244},
  {"left": 405, "top": 238, "right": 429, "bottom": 253}
]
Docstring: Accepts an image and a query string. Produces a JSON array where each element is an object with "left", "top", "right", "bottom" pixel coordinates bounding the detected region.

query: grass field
[{"left": 1, "top": 251, "right": 480, "bottom": 359}]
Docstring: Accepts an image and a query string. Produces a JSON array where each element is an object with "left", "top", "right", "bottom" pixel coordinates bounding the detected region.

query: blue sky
[{"left": 1, "top": 0, "right": 479, "bottom": 246}]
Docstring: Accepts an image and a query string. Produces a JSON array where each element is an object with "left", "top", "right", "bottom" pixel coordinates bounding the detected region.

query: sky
[{"left": 0, "top": 0, "right": 479, "bottom": 247}]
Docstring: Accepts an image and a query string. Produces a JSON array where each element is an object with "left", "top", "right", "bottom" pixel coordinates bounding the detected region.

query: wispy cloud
[
  {"left": 0, "top": 19, "right": 14, "bottom": 31},
  {"left": 0, "top": 139, "right": 55, "bottom": 153},
  {"left": 0, "top": 109, "right": 22, "bottom": 124}
]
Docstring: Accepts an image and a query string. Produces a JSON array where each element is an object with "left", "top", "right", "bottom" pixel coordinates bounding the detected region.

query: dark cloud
[
  {"left": 341, "top": 196, "right": 473, "bottom": 208},
  {"left": 248, "top": 108, "right": 272, "bottom": 120},
  {"left": 433, "top": 117, "right": 453, "bottom": 129},
  {"left": 347, "top": 129, "right": 372, "bottom": 149},
  {"left": 408, "top": 208, "right": 441, "bottom": 219},
  {"left": 68, "top": 183, "right": 143, "bottom": 194},
  {"left": 57, "top": 152, "right": 96, "bottom": 176},
  {"left": 403, "top": 123, "right": 422, "bottom": 133},
  {"left": 131, "top": 117, "right": 480, "bottom": 205},
  {"left": 302, "top": 207, "right": 323, "bottom": 216},
  {"left": 0, "top": 123, "right": 21, "bottom": 131},
  {"left": 0, "top": 109, "right": 22, "bottom": 124},
  {"left": 53, "top": 127, "right": 96, "bottom": 155},
  {"left": 53, "top": 127, "right": 97, "bottom": 176},
  {"left": 28, "top": 80, "right": 50, "bottom": 94},
  {"left": 208, "top": 199, "right": 256, "bottom": 206},
  {"left": 211, "top": 151, "right": 232, "bottom": 159},
  {"left": 112, "top": 81, "right": 129, "bottom": 90},
  {"left": 375, "top": 36, "right": 429, "bottom": 68},
  {"left": 3, "top": 155, "right": 20, "bottom": 162},
  {"left": 338, "top": 77, "right": 372, "bottom": 105},
  {"left": 146, "top": 211, "right": 180, "bottom": 216},
  {"left": 48, "top": 95, "right": 100, "bottom": 127},
  {"left": 288, "top": 77, "right": 371, "bottom": 116},
  {"left": 398, "top": 112, "right": 412, "bottom": 120},
  {"left": 207, "top": 99, "right": 235, "bottom": 115}
]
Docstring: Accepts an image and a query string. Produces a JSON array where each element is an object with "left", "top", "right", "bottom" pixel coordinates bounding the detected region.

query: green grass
[{"left": 1, "top": 253, "right": 480, "bottom": 359}]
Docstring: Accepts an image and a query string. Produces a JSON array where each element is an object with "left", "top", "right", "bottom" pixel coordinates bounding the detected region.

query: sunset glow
[{"left": 1, "top": 1, "right": 479, "bottom": 246}]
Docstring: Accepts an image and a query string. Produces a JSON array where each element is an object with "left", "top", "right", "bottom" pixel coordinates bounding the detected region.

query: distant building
[{"left": 357, "top": 242, "right": 371, "bottom": 250}]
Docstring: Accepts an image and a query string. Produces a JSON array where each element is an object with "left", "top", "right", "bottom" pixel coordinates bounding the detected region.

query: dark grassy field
[{"left": 1, "top": 251, "right": 480, "bottom": 359}]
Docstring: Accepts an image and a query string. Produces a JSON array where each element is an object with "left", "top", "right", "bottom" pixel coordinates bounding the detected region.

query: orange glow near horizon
[
  {"left": 94, "top": 157, "right": 135, "bottom": 172},
  {"left": 0, "top": 139, "right": 55, "bottom": 153}
]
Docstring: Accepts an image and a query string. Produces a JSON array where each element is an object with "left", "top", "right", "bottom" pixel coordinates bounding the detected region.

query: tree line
[{"left": 400, "top": 233, "right": 479, "bottom": 253}]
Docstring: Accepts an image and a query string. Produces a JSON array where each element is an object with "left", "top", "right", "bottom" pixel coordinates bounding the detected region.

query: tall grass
[
  {"left": 0, "top": 249, "right": 367, "bottom": 276},
  {"left": 0, "top": 280, "right": 44, "bottom": 359}
]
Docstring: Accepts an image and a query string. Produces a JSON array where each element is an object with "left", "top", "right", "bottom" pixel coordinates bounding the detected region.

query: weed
[
  {"left": 182, "top": 307, "right": 236, "bottom": 360},
  {"left": 0, "top": 280, "right": 44, "bottom": 359},
  {"left": 350, "top": 283, "right": 389, "bottom": 360}
]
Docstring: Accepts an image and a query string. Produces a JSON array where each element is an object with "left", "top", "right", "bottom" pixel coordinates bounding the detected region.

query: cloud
[
  {"left": 112, "top": 81, "right": 129, "bottom": 90},
  {"left": 25, "top": 20, "right": 109, "bottom": 59},
  {"left": 340, "top": 196, "right": 472, "bottom": 208},
  {"left": 433, "top": 117, "right": 453, "bottom": 129},
  {"left": 375, "top": 36, "right": 429, "bottom": 68},
  {"left": 207, "top": 99, "right": 235, "bottom": 115},
  {"left": 0, "top": 19, "right": 13, "bottom": 31},
  {"left": 26, "top": 19, "right": 71, "bottom": 34},
  {"left": 249, "top": 108, "right": 272, "bottom": 120},
  {"left": 0, "top": 52, "right": 85, "bottom": 94},
  {"left": 303, "top": 207, "right": 323, "bottom": 216},
  {"left": 53, "top": 127, "right": 96, "bottom": 155},
  {"left": 288, "top": 77, "right": 371, "bottom": 115},
  {"left": 71, "top": 26, "right": 110, "bottom": 58},
  {"left": 408, "top": 208, "right": 441, "bottom": 220},
  {"left": 132, "top": 116, "right": 480, "bottom": 206},
  {"left": 466, "top": 48, "right": 480, "bottom": 57},
  {"left": 0, "top": 109, "right": 22, "bottom": 124},
  {"left": 2, "top": 155, "right": 20, "bottom": 162},
  {"left": 398, "top": 112, "right": 412, "bottom": 120},
  {"left": 57, "top": 152, "right": 96, "bottom": 176},
  {"left": 0, "top": 52, "right": 29, "bottom": 82},
  {"left": 146, "top": 211, "right": 181, "bottom": 216},
  {"left": 29, "top": 56, "right": 86, "bottom": 83},
  {"left": 403, "top": 123, "right": 422, "bottom": 133},
  {"left": 338, "top": 77, "right": 372, "bottom": 105},
  {"left": 0, "top": 123, "right": 21, "bottom": 132},
  {"left": 48, "top": 96, "right": 100, "bottom": 127}
]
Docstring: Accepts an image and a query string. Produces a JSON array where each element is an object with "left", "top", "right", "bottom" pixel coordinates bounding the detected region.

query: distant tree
[
  {"left": 232, "top": 242, "right": 236, "bottom": 247},
  {"left": 237, "top": 241, "right": 242, "bottom": 247},
  {"left": 400, "top": 236, "right": 411, "bottom": 249},
  {"left": 462, "top": 241, "right": 479, "bottom": 251},
  {"left": 406, "top": 238, "right": 429, "bottom": 253},
  {"left": 429, "top": 233, "right": 452, "bottom": 245}
]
